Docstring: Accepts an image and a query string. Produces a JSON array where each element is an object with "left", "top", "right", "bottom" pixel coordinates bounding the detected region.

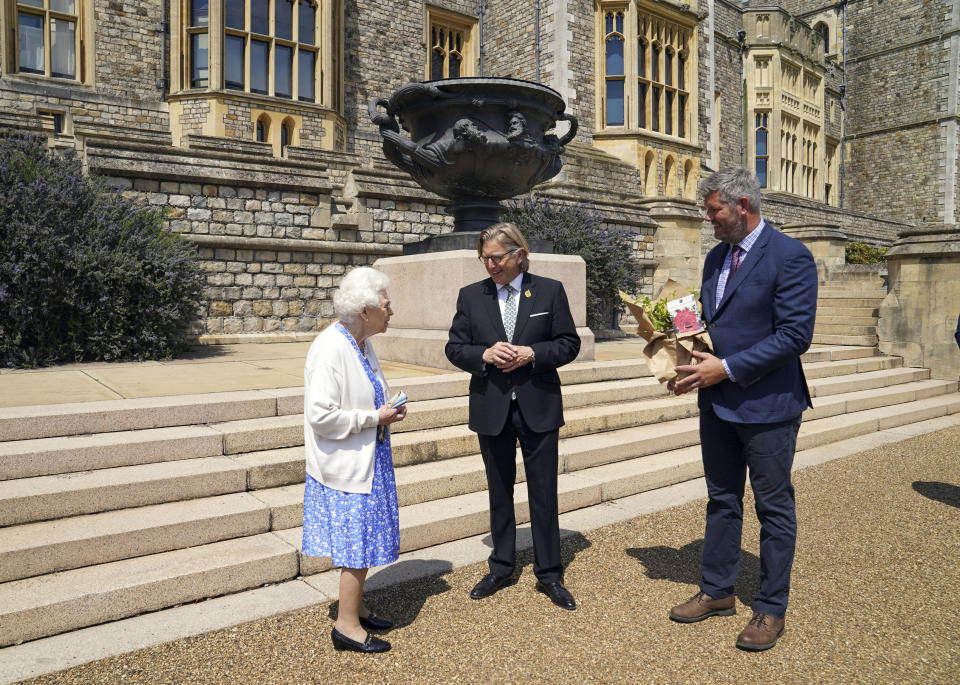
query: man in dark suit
[
  {"left": 668, "top": 167, "right": 818, "bottom": 651},
  {"left": 446, "top": 222, "right": 581, "bottom": 610}
]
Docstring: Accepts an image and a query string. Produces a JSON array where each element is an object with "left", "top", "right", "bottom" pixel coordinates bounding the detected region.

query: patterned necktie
[
  {"left": 503, "top": 285, "right": 517, "bottom": 342},
  {"left": 730, "top": 246, "right": 743, "bottom": 276}
]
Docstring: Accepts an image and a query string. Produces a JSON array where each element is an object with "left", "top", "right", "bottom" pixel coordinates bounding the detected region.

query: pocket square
[{"left": 529, "top": 311, "right": 549, "bottom": 318}]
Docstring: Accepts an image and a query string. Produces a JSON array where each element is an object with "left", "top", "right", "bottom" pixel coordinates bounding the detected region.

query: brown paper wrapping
[{"left": 621, "top": 280, "right": 713, "bottom": 384}]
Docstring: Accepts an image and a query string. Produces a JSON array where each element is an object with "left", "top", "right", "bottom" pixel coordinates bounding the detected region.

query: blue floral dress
[{"left": 301, "top": 323, "right": 400, "bottom": 568}]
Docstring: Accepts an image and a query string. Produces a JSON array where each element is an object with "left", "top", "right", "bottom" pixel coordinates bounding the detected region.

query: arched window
[
  {"left": 603, "top": 10, "right": 625, "bottom": 126},
  {"left": 755, "top": 112, "right": 768, "bottom": 188},
  {"left": 256, "top": 115, "right": 269, "bottom": 142},
  {"left": 426, "top": 8, "right": 475, "bottom": 80},
  {"left": 683, "top": 159, "right": 696, "bottom": 199},
  {"left": 430, "top": 26, "right": 463, "bottom": 79},
  {"left": 814, "top": 22, "right": 829, "bottom": 54},
  {"left": 651, "top": 42, "right": 662, "bottom": 132},
  {"left": 280, "top": 121, "right": 290, "bottom": 154},
  {"left": 664, "top": 155, "right": 676, "bottom": 196},
  {"left": 644, "top": 150, "right": 657, "bottom": 196}
]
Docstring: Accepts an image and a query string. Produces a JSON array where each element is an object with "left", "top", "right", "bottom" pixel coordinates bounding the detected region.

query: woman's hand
[{"left": 378, "top": 403, "right": 407, "bottom": 426}]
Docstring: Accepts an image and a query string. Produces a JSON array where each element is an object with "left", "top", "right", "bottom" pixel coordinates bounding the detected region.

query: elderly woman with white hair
[{"left": 301, "top": 266, "right": 406, "bottom": 654}]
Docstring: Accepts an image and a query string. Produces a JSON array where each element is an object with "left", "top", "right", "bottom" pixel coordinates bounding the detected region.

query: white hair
[{"left": 333, "top": 267, "right": 390, "bottom": 324}]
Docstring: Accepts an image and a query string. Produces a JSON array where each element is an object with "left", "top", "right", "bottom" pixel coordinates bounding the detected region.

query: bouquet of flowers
[{"left": 620, "top": 279, "right": 713, "bottom": 384}]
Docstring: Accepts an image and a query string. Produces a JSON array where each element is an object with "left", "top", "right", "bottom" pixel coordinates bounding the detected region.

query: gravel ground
[{"left": 25, "top": 426, "right": 960, "bottom": 684}]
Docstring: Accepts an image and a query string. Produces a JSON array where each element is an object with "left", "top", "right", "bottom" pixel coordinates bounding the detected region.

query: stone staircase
[
  {"left": 813, "top": 266, "right": 886, "bottom": 347},
  {"left": 1, "top": 346, "right": 959, "bottom": 649}
]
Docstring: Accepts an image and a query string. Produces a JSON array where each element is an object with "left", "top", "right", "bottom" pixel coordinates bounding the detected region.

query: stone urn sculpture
[{"left": 368, "top": 77, "right": 578, "bottom": 247}]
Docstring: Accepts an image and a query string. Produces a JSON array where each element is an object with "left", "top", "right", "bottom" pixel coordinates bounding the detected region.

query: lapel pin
[{"left": 525, "top": 289, "right": 532, "bottom": 298}]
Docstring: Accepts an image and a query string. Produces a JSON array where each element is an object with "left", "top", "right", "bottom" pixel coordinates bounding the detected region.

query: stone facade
[{"left": 1, "top": 0, "right": 957, "bottom": 342}]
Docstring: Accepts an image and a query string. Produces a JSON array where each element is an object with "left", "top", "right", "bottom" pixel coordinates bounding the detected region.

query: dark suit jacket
[
  {"left": 698, "top": 224, "right": 819, "bottom": 424},
  {"left": 446, "top": 272, "right": 581, "bottom": 435}
]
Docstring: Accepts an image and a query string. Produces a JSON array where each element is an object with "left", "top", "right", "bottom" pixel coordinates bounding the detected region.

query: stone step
[
  {"left": 814, "top": 324, "right": 878, "bottom": 336},
  {"left": 1, "top": 367, "right": 931, "bottom": 531},
  {"left": 1, "top": 386, "right": 957, "bottom": 647},
  {"left": 7, "top": 379, "right": 950, "bottom": 586},
  {"left": 0, "top": 493, "right": 270, "bottom": 583},
  {"left": 801, "top": 346, "right": 878, "bottom": 362},
  {"left": 218, "top": 359, "right": 912, "bottom": 464},
  {"left": 390, "top": 376, "right": 669, "bottom": 434},
  {"left": 808, "top": 367, "right": 928, "bottom": 397},
  {"left": 817, "top": 287, "right": 886, "bottom": 298},
  {"left": 279, "top": 444, "right": 705, "bottom": 576},
  {"left": 804, "top": 379, "right": 955, "bottom": 421},
  {"left": 801, "top": 355, "right": 899, "bottom": 379},
  {"left": 0, "top": 457, "right": 247, "bottom": 527},
  {"left": 0, "top": 425, "right": 225, "bottom": 481},
  {"left": 811, "top": 333, "right": 879, "bottom": 346},
  {"left": 0, "top": 533, "right": 298, "bottom": 647},
  {"left": 239, "top": 378, "right": 956, "bottom": 521},
  {"left": 816, "top": 306, "right": 879, "bottom": 318},
  {"left": 0, "top": 356, "right": 908, "bottom": 497},
  {"left": 0, "top": 351, "right": 860, "bottom": 449},
  {"left": 249, "top": 416, "right": 704, "bottom": 532},
  {"left": 281, "top": 390, "right": 960, "bottom": 575},
  {"left": 0, "top": 391, "right": 280, "bottom": 443},
  {"left": 815, "top": 297, "right": 884, "bottom": 308},
  {"left": 814, "top": 315, "right": 878, "bottom": 327}
]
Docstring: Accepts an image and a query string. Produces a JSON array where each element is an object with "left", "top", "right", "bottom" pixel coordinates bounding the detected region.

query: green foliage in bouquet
[
  {"left": 845, "top": 241, "right": 887, "bottom": 264},
  {"left": 640, "top": 295, "right": 673, "bottom": 333},
  {"left": 637, "top": 287, "right": 700, "bottom": 333}
]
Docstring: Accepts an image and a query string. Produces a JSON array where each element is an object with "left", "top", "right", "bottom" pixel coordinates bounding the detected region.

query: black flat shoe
[
  {"left": 359, "top": 613, "right": 393, "bottom": 631},
  {"left": 330, "top": 628, "right": 391, "bottom": 653},
  {"left": 470, "top": 572, "right": 512, "bottom": 599},
  {"left": 535, "top": 580, "right": 577, "bottom": 610}
]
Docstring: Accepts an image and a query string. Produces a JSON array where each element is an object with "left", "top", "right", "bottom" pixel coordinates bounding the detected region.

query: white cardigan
[{"left": 303, "top": 323, "right": 389, "bottom": 494}]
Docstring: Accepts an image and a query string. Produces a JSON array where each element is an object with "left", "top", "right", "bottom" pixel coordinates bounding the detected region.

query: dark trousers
[
  {"left": 698, "top": 407, "right": 801, "bottom": 617},
  {"left": 477, "top": 401, "right": 562, "bottom": 583}
]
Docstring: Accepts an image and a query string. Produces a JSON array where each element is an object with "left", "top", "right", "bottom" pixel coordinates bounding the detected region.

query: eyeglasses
[{"left": 478, "top": 248, "right": 519, "bottom": 265}]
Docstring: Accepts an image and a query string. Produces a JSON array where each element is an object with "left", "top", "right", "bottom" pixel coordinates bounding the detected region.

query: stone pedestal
[
  {"left": 640, "top": 198, "right": 704, "bottom": 292},
  {"left": 780, "top": 224, "right": 846, "bottom": 280},
  {"left": 878, "top": 224, "right": 960, "bottom": 381},
  {"left": 371, "top": 250, "right": 594, "bottom": 370}
]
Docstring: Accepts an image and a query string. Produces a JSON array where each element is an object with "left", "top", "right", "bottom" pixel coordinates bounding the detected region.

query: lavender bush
[
  {"left": 0, "top": 135, "right": 205, "bottom": 368},
  {"left": 503, "top": 195, "right": 644, "bottom": 330}
]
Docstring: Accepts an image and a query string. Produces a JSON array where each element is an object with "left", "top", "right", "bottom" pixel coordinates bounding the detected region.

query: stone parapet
[
  {"left": 879, "top": 224, "right": 960, "bottom": 380},
  {"left": 638, "top": 197, "right": 704, "bottom": 293},
  {"left": 85, "top": 138, "right": 332, "bottom": 192},
  {"left": 372, "top": 250, "right": 594, "bottom": 370},
  {"left": 781, "top": 223, "right": 846, "bottom": 279}
]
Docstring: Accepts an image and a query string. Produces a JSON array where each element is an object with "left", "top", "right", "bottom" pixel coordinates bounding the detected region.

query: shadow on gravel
[
  {"left": 326, "top": 559, "right": 454, "bottom": 629},
  {"left": 912, "top": 480, "right": 960, "bottom": 509},
  {"left": 626, "top": 541, "right": 762, "bottom": 607},
  {"left": 479, "top": 528, "right": 594, "bottom": 577}
]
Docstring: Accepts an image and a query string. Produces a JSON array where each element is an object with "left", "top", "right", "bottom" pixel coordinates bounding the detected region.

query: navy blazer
[
  {"left": 445, "top": 272, "right": 580, "bottom": 435},
  {"left": 698, "top": 224, "right": 818, "bottom": 424}
]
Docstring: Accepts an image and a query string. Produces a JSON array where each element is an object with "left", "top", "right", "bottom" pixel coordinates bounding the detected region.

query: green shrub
[
  {"left": 503, "top": 194, "right": 645, "bottom": 330},
  {"left": 0, "top": 134, "right": 206, "bottom": 368},
  {"left": 845, "top": 241, "right": 888, "bottom": 264}
]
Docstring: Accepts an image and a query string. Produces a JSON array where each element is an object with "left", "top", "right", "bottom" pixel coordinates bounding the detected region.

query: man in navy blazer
[
  {"left": 446, "top": 222, "right": 581, "bottom": 610},
  {"left": 668, "top": 167, "right": 818, "bottom": 651}
]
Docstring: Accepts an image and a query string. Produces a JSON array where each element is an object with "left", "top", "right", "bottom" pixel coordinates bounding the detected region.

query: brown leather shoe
[
  {"left": 669, "top": 590, "right": 736, "bottom": 623},
  {"left": 735, "top": 612, "right": 785, "bottom": 651}
]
